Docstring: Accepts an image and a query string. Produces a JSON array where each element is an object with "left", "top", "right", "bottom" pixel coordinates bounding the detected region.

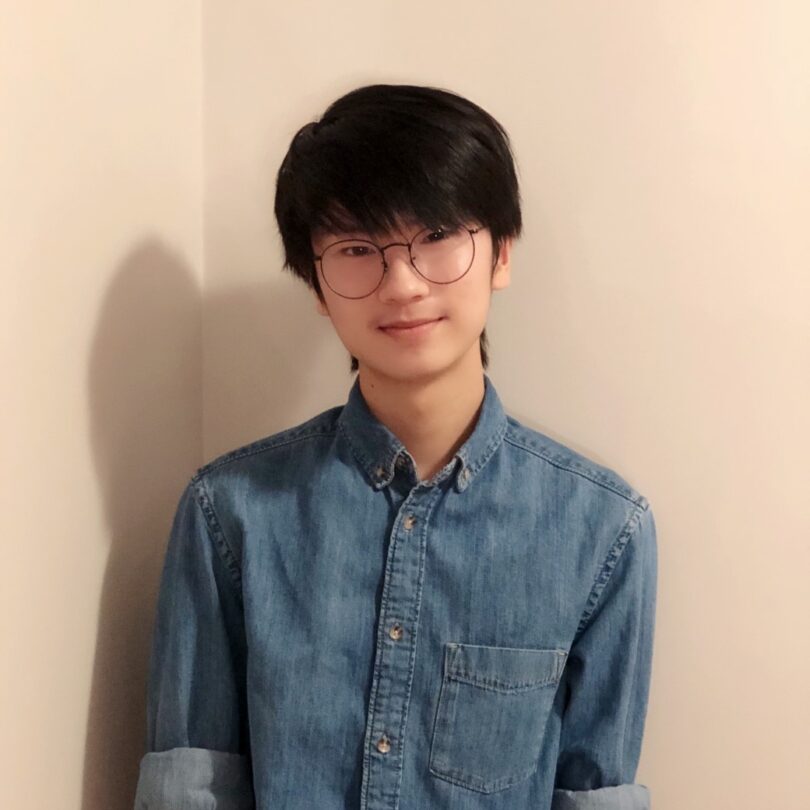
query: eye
[
  {"left": 340, "top": 244, "right": 375, "bottom": 257},
  {"left": 422, "top": 226, "right": 460, "bottom": 243}
]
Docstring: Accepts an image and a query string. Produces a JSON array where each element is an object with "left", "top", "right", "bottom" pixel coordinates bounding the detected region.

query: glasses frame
[{"left": 313, "top": 225, "right": 482, "bottom": 300}]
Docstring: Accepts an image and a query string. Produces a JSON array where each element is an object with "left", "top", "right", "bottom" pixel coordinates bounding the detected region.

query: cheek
[
  {"left": 328, "top": 304, "right": 357, "bottom": 332},
  {"left": 449, "top": 276, "right": 493, "bottom": 323},
  {"left": 326, "top": 301, "right": 370, "bottom": 345}
]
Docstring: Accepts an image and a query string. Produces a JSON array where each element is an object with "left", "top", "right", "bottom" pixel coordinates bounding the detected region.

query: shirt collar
[{"left": 336, "top": 373, "right": 509, "bottom": 493}]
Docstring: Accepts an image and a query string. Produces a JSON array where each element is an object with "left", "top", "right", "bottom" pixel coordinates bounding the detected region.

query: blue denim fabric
[{"left": 134, "top": 373, "right": 657, "bottom": 809}]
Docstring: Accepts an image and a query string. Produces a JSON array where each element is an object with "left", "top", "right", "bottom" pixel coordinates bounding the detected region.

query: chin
[
  {"left": 360, "top": 352, "right": 465, "bottom": 384},
  {"left": 358, "top": 352, "right": 433, "bottom": 375}
]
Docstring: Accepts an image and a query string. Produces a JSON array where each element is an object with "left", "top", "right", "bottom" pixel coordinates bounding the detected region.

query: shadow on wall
[{"left": 81, "top": 237, "right": 323, "bottom": 809}]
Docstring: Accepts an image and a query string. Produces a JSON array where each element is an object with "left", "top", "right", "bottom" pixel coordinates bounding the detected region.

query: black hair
[{"left": 273, "top": 83, "right": 522, "bottom": 372}]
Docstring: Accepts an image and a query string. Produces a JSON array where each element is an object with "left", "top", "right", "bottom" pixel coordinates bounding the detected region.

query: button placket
[{"left": 360, "top": 485, "right": 440, "bottom": 808}]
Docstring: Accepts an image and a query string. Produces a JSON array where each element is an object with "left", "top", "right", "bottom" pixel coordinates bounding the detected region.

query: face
[{"left": 311, "top": 216, "right": 512, "bottom": 384}]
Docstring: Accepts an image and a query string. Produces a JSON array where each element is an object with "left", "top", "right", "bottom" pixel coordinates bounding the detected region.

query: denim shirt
[{"left": 134, "top": 373, "right": 657, "bottom": 810}]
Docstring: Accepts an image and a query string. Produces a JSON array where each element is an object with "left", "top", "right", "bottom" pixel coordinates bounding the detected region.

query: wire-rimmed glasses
[{"left": 313, "top": 224, "right": 481, "bottom": 299}]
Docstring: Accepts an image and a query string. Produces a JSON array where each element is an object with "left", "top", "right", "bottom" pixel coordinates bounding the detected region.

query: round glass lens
[
  {"left": 321, "top": 239, "right": 384, "bottom": 298},
  {"left": 410, "top": 226, "right": 474, "bottom": 283}
]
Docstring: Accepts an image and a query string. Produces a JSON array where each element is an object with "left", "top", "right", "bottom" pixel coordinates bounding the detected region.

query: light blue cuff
[
  {"left": 134, "top": 747, "right": 254, "bottom": 810},
  {"left": 552, "top": 784, "right": 650, "bottom": 810}
]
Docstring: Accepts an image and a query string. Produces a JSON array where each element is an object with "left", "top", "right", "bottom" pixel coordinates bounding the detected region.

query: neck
[{"left": 357, "top": 350, "right": 486, "bottom": 482}]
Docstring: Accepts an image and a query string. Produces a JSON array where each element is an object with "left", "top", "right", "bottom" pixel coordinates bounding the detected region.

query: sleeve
[
  {"left": 551, "top": 501, "right": 658, "bottom": 810},
  {"left": 133, "top": 477, "right": 254, "bottom": 810}
]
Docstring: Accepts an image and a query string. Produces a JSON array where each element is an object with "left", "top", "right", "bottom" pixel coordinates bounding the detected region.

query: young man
[{"left": 134, "top": 84, "right": 657, "bottom": 810}]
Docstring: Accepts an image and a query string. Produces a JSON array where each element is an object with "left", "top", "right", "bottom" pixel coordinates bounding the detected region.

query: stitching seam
[
  {"left": 191, "top": 474, "right": 243, "bottom": 592},
  {"left": 574, "top": 501, "right": 649, "bottom": 639},
  {"left": 503, "top": 431, "right": 646, "bottom": 505}
]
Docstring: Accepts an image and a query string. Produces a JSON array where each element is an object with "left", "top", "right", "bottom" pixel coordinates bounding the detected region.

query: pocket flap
[{"left": 445, "top": 643, "right": 567, "bottom": 693}]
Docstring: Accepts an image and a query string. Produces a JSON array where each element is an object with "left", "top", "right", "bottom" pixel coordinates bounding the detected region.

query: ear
[
  {"left": 490, "top": 236, "right": 513, "bottom": 291},
  {"left": 312, "top": 289, "right": 330, "bottom": 316}
]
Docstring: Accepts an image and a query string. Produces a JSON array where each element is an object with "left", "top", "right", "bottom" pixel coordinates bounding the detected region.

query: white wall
[
  {"left": 2, "top": 2, "right": 808, "bottom": 808},
  {"left": 1, "top": 4, "right": 202, "bottom": 809}
]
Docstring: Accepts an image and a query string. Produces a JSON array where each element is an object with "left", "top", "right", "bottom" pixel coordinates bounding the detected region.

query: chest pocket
[{"left": 428, "top": 642, "right": 567, "bottom": 794}]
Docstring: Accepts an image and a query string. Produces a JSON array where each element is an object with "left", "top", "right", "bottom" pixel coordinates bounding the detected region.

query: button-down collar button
[
  {"left": 376, "top": 734, "right": 391, "bottom": 753},
  {"left": 395, "top": 454, "right": 407, "bottom": 469},
  {"left": 374, "top": 465, "right": 386, "bottom": 479},
  {"left": 459, "top": 466, "right": 470, "bottom": 483},
  {"left": 403, "top": 514, "right": 416, "bottom": 530},
  {"left": 388, "top": 623, "right": 403, "bottom": 640}
]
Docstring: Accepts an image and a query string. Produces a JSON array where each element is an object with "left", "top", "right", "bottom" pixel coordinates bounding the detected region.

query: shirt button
[
  {"left": 458, "top": 467, "right": 470, "bottom": 483},
  {"left": 376, "top": 734, "right": 391, "bottom": 753},
  {"left": 388, "top": 623, "right": 403, "bottom": 640},
  {"left": 403, "top": 514, "right": 416, "bottom": 530},
  {"left": 374, "top": 465, "right": 386, "bottom": 479},
  {"left": 395, "top": 455, "right": 407, "bottom": 468}
]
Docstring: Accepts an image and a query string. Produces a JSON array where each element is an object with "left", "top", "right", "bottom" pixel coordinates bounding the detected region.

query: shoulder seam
[
  {"left": 502, "top": 431, "right": 643, "bottom": 504},
  {"left": 197, "top": 424, "right": 338, "bottom": 477}
]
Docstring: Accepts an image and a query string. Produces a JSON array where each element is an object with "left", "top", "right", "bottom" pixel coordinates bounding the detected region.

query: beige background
[{"left": 2, "top": 2, "right": 808, "bottom": 809}]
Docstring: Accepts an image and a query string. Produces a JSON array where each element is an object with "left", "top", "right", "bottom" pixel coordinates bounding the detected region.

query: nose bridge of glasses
[
  {"left": 378, "top": 238, "right": 416, "bottom": 270},
  {"left": 379, "top": 238, "right": 411, "bottom": 258}
]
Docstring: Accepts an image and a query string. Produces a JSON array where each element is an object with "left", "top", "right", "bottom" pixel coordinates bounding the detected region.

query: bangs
[
  {"left": 312, "top": 199, "right": 469, "bottom": 241},
  {"left": 302, "top": 119, "right": 479, "bottom": 240}
]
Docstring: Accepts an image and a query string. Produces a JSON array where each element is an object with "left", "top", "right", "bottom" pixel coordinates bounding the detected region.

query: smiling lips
[
  {"left": 379, "top": 317, "right": 444, "bottom": 337},
  {"left": 380, "top": 317, "right": 437, "bottom": 328}
]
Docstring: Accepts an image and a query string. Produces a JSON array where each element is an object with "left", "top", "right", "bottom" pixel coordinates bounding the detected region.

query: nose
[{"left": 377, "top": 244, "right": 430, "bottom": 301}]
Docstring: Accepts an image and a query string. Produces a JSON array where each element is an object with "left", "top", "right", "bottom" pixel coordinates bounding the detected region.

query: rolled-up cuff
[
  {"left": 134, "top": 746, "right": 254, "bottom": 810},
  {"left": 551, "top": 783, "right": 650, "bottom": 810}
]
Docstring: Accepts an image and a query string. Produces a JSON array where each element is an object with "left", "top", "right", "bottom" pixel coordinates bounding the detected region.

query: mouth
[{"left": 378, "top": 316, "right": 445, "bottom": 337}]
